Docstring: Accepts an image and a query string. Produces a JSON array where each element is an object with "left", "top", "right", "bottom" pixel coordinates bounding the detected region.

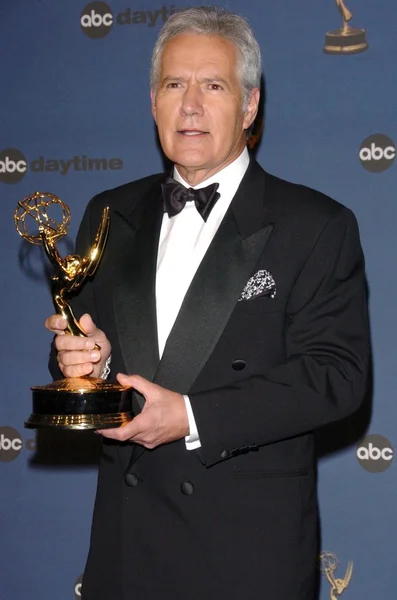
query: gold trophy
[
  {"left": 324, "top": 0, "right": 368, "bottom": 54},
  {"left": 320, "top": 552, "right": 353, "bottom": 599},
  {"left": 14, "top": 191, "right": 133, "bottom": 430}
]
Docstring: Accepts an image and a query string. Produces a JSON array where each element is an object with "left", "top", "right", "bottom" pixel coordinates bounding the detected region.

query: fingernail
[
  {"left": 90, "top": 351, "right": 100, "bottom": 361},
  {"left": 85, "top": 339, "right": 94, "bottom": 349}
]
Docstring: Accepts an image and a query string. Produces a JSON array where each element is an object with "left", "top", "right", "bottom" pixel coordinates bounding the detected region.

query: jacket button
[
  {"left": 181, "top": 481, "right": 194, "bottom": 496},
  {"left": 232, "top": 359, "right": 246, "bottom": 371},
  {"left": 125, "top": 473, "right": 139, "bottom": 487},
  {"left": 221, "top": 450, "right": 230, "bottom": 459}
]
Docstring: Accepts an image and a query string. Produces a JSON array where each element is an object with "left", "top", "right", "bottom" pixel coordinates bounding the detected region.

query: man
[{"left": 46, "top": 6, "right": 369, "bottom": 600}]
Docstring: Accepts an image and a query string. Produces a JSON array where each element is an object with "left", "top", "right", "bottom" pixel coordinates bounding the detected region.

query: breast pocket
[{"left": 236, "top": 295, "right": 285, "bottom": 315}]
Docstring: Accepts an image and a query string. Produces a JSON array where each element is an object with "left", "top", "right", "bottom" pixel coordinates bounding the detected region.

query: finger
[
  {"left": 98, "top": 417, "right": 143, "bottom": 441},
  {"left": 55, "top": 335, "right": 97, "bottom": 352},
  {"left": 58, "top": 349, "right": 101, "bottom": 367},
  {"left": 61, "top": 362, "right": 95, "bottom": 378},
  {"left": 117, "top": 373, "right": 154, "bottom": 396},
  {"left": 45, "top": 315, "right": 68, "bottom": 333}
]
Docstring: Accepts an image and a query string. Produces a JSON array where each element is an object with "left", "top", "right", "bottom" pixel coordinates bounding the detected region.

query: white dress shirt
[{"left": 156, "top": 147, "right": 250, "bottom": 449}]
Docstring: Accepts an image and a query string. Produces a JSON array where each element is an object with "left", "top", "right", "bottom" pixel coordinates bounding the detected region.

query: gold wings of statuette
[
  {"left": 41, "top": 206, "right": 110, "bottom": 293},
  {"left": 328, "top": 561, "right": 353, "bottom": 596}
]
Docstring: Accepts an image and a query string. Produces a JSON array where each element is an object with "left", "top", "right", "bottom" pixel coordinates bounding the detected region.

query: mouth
[{"left": 177, "top": 129, "right": 209, "bottom": 137}]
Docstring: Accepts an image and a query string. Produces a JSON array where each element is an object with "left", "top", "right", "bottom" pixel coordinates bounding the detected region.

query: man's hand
[
  {"left": 45, "top": 313, "right": 111, "bottom": 379},
  {"left": 98, "top": 374, "right": 189, "bottom": 449}
]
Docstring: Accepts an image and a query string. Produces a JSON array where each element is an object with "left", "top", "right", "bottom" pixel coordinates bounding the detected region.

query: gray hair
[{"left": 150, "top": 6, "right": 262, "bottom": 109}]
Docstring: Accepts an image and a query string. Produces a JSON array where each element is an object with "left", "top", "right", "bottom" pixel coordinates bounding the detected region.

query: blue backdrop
[{"left": 1, "top": 1, "right": 396, "bottom": 598}]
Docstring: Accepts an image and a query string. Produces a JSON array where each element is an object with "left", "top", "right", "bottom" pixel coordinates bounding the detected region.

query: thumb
[
  {"left": 117, "top": 373, "right": 153, "bottom": 396},
  {"left": 79, "top": 314, "right": 111, "bottom": 357},
  {"left": 79, "top": 313, "right": 98, "bottom": 336}
]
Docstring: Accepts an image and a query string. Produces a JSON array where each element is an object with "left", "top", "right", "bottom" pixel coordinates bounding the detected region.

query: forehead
[{"left": 159, "top": 33, "right": 239, "bottom": 76}]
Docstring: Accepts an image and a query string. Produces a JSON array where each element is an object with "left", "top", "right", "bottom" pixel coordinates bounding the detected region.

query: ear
[
  {"left": 150, "top": 89, "right": 157, "bottom": 122},
  {"left": 243, "top": 88, "right": 260, "bottom": 131}
]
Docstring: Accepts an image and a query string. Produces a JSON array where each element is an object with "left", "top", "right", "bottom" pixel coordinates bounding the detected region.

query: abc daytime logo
[
  {"left": 0, "top": 148, "right": 27, "bottom": 184},
  {"left": 0, "top": 426, "right": 35, "bottom": 462},
  {"left": 80, "top": 2, "right": 113, "bottom": 38},
  {"left": 80, "top": 2, "right": 177, "bottom": 38},
  {"left": 356, "top": 434, "right": 394, "bottom": 473},
  {"left": 0, "top": 148, "right": 123, "bottom": 184},
  {"left": 74, "top": 574, "right": 83, "bottom": 599},
  {"left": 359, "top": 134, "right": 396, "bottom": 173}
]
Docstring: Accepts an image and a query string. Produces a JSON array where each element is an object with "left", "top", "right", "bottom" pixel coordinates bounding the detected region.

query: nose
[{"left": 180, "top": 83, "right": 204, "bottom": 117}]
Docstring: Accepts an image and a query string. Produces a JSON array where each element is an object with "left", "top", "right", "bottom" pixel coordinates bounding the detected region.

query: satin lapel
[
  {"left": 112, "top": 188, "right": 163, "bottom": 385},
  {"left": 153, "top": 160, "right": 273, "bottom": 393}
]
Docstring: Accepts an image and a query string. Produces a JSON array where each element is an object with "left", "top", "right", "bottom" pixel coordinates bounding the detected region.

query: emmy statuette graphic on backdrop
[
  {"left": 14, "top": 191, "right": 133, "bottom": 430},
  {"left": 320, "top": 552, "right": 353, "bottom": 599},
  {"left": 324, "top": 0, "right": 368, "bottom": 54}
]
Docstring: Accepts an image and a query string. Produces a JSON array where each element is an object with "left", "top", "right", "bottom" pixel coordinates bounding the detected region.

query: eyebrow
[
  {"left": 202, "top": 77, "right": 228, "bottom": 85},
  {"left": 161, "top": 76, "right": 186, "bottom": 84},
  {"left": 161, "top": 76, "right": 229, "bottom": 86}
]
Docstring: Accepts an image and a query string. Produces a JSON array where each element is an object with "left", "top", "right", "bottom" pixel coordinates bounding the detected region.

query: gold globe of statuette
[
  {"left": 319, "top": 552, "right": 339, "bottom": 574},
  {"left": 14, "top": 191, "right": 71, "bottom": 245},
  {"left": 319, "top": 551, "right": 353, "bottom": 598},
  {"left": 14, "top": 191, "right": 134, "bottom": 430}
]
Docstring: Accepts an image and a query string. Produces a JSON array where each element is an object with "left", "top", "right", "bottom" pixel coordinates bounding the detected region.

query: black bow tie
[{"left": 161, "top": 177, "right": 220, "bottom": 222}]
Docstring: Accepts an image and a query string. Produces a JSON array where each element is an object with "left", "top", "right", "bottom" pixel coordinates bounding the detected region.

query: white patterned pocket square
[{"left": 238, "top": 270, "right": 276, "bottom": 301}]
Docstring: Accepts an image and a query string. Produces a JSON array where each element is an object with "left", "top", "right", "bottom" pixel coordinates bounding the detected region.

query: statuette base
[
  {"left": 324, "top": 27, "right": 368, "bottom": 54},
  {"left": 25, "top": 377, "right": 134, "bottom": 430}
]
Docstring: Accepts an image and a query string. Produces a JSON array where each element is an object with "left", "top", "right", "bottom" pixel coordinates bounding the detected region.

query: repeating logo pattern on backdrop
[
  {"left": 74, "top": 574, "right": 83, "bottom": 598},
  {"left": 0, "top": 148, "right": 28, "bottom": 184},
  {"left": 0, "top": 426, "right": 35, "bottom": 462},
  {"left": 80, "top": 2, "right": 178, "bottom": 38},
  {"left": 0, "top": 148, "right": 123, "bottom": 184},
  {"left": 359, "top": 134, "right": 396, "bottom": 173},
  {"left": 356, "top": 434, "right": 394, "bottom": 472},
  {"left": 324, "top": 0, "right": 368, "bottom": 55},
  {"left": 319, "top": 551, "right": 353, "bottom": 598}
]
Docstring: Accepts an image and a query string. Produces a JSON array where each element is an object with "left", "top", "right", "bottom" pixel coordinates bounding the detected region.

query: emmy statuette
[
  {"left": 319, "top": 552, "right": 353, "bottom": 600},
  {"left": 14, "top": 191, "right": 134, "bottom": 430},
  {"left": 324, "top": 0, "right": 368, "bottom": 54}
]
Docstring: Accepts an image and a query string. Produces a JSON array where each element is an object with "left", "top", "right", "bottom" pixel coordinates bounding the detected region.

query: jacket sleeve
[{"left": 189, "top": 207, "right": 370, "bottom": 466}]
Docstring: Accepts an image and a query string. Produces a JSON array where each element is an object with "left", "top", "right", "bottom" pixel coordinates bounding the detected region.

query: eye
[
  {"left": 208, "top": 83, "right": 223, "bottom": 91},
  {"left": 166, "top": 82, "right": 181, "bottom": 89}
]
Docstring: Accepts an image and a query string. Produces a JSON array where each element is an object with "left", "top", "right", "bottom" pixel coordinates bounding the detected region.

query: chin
[{"left": 173, "top": 152, "right": 209, "bottom": 168}]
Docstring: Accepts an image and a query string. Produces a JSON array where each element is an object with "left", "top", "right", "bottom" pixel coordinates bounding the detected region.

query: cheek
[
  {"left": 215, "top": 118, "right": 241, "bottom": 143},
  {"left": 154, "top": 99, "right": 175, "bottom": 123},
  {"left": 214, "top": 103, "right": 243, "bottom": 130},
  {"left": 156, "top": 121, "right": 173, "bottom": 144}
]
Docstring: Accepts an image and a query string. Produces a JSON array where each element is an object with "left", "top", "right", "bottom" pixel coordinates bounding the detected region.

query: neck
[{"left": 175, "top": 143, "right": 247, "bottom": 187}]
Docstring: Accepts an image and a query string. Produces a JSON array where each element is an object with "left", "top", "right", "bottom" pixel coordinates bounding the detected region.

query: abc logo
[
  {"left": 0, "top": 148, "right": 27, "bottom": 184},
  {"left": 356, "top": 434, "right": 394, "bottom": 473},
  {"left": 0, "top": 426, "right": 23, "bottom": 462},
  {"left": 359, "top": 134, "right": 396, "bottom": 173},
  {"left": 81, "top": 2, "right": 114, "bottom": 38},
  {"left": 74, "top": 574, "right": 83, "bottom": 598}
]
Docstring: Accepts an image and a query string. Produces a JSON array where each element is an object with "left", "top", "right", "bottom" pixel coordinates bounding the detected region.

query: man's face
[{"left": 151, "top": 33, "right": 259, "bottom": 185}]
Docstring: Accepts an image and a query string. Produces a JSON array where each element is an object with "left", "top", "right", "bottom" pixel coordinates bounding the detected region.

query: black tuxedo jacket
[{"left": 53, "top": 159, "right": 369, "bottom": 600}]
